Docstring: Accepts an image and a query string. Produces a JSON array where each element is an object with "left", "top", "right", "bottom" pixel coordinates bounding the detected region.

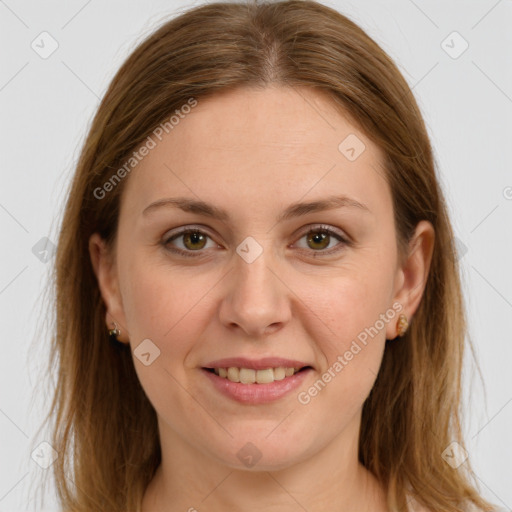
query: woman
[{"left": 42, "top": 1, "right": 498, "bottom": 510}]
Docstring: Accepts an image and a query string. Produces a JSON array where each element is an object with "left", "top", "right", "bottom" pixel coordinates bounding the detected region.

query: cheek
[
  {"left": 119, "top": 254, "right": 221, "bottom": 348},
  {"left": 305, "top": 261, "right": 393, "bottom": 351},
  {"left": 117, "top": 257, "right": 218, "bottom": 415},
  {"left": 296, "top": 258, "right": 393, "bottom": 406},
  {"left": 119, "top": 265, "right": 172, "bottom": 341}
]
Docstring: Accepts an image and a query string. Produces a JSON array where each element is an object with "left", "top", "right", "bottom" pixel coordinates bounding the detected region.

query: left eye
[{"left": 294, "top": 227, "right": 347, "bottom": 253}]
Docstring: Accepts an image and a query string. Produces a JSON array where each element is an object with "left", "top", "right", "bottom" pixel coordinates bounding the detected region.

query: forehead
[{"left": 120, "top": 86, "right": 391, "bottom": 222}]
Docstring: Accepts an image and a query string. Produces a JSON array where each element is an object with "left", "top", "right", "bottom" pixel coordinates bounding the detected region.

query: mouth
[
  {"left": 200, "top": 358, "right": 314, "bottom": 404},
  {"left": 203, "top": 365, "right": 312, "bottom": 384}
]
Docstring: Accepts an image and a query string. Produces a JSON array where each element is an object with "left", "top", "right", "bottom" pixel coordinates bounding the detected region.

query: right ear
[{"left": 88, "top": 233, "right": 129, "bottom": 344}]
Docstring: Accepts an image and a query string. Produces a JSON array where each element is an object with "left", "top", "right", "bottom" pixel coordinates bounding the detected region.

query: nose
[{"left": 218, "top": 243, "right": 292, "bottom": 338}]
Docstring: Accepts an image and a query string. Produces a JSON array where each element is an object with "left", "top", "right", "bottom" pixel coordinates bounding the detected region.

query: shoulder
[
  {"left": 406, "top": 496, "right": 499, "bottom": 512},
  {"left": 405, "top": 494, "right": 430, "bottom": 512},
  {"left": 407, "top": 501, "right": 431, "bottom": 512}
]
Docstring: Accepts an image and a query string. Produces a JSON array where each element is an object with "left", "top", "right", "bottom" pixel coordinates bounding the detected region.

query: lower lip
[{"left": 202, "top": 368, "right": 312, "bottom": 404}]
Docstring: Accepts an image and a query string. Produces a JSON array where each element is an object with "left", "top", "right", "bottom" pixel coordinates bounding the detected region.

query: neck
[{"left": 142, "top": 415, "right": 388, "bottom": 512}]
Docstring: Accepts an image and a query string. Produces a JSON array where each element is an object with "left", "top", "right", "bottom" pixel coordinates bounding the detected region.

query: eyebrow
[{"left": 142, "top": 195, "right": 371, "bottom": 222}]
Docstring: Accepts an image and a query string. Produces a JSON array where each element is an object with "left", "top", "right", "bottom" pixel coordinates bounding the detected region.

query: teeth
[
  {"left": 227, "top": 367, "right": 239, "bottom": 382},
  {"left": 239, "top": 368, "right": 256, "bottom": 384},
  {"left": 214, "top": 366, "right": 303, "bottom": 384},
  {"left": 273, "top": 367, "right": 286, "bottom": 381},
  {"left": 255, "top": 368, "right": 274, "bottom": 384}
]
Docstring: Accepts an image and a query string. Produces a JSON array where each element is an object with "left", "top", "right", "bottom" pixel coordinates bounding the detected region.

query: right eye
[{"left": 162, "top": 227, "right": 218, "bottom": 257}]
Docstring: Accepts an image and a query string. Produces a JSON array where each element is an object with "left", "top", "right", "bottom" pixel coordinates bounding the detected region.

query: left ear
[{"left": 386, "top": 220, "right": 435, "bottom": 339}]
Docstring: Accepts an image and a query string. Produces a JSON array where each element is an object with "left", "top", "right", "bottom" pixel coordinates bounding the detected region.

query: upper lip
[{"left": 203, "top": 357, "right": 313, "bottom": 370}]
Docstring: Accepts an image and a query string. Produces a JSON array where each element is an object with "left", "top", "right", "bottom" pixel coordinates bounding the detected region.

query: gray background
[{"left": 0, "top": 0, "right": 511, "bottom": 510}]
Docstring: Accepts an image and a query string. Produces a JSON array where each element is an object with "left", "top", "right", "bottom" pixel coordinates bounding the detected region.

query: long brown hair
[{"left": 35, "top": 1, "right": 497, "bottom": 510}]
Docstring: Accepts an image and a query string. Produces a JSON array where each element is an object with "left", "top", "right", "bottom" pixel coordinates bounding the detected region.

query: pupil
[
  {"left": 187, "top": 232, "right": 204, "bottom": 248},
  {"left": 309, "top": 231, "right": 328, "bottom": 249}
]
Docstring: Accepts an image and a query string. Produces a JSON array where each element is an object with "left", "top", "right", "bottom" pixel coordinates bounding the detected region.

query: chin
[{"left": 205, "top": 434, "right": 315, "bottom": 472}]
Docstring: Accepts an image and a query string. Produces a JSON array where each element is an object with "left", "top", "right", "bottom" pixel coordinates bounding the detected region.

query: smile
[
  {"left": 202, "top": 366, "right": 313, "bottom": 404},
  {"left": 207, "top": 366, "right": 308, "bottom": 384}
]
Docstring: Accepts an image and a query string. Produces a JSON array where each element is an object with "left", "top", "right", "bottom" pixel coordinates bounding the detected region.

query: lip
[
  {"left": 201, "top": 366, "right": 313, "bottom": 404},
  {"left": 203, "top": 357, "right": 312, "bottom": 371}
]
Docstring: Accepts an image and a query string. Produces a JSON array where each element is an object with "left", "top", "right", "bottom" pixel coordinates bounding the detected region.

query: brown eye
[
  {"left": 294, "top": 225, "right": 350, "bottom": 256},
  {"left": 163, "top": 228, "right": 216, "bottom": 257},
  {"left": 181, "top": 231, "right": 208, "bottom": 250},
  {"left": 306, "top": 231, "right": 331, "bottom": 250}
]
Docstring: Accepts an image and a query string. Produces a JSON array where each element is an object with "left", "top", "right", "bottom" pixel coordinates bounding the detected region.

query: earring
[
  {"left": 108, "top": 322, "right": 121, "bottom": 339},
  {"left": 396, "top": 314, "right": 409, "bottom": 337}
]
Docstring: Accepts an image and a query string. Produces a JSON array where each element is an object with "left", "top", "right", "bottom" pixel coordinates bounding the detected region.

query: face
[{"left": 90, "top": 86, "right": 426, "bottom": 471}]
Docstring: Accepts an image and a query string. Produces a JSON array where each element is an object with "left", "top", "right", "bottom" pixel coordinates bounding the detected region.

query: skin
[{"left": 89, "top": 86, "right": 434, "bottom": 512}]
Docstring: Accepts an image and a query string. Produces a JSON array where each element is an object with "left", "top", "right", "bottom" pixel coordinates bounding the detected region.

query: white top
[{"left": 407, "top": 495, "right": 501, "bottom": 512}]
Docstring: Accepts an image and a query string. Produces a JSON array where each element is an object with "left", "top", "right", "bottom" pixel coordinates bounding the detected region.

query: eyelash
[{"left": 162, "top": 224, "right": 351, "bottom": 259}]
